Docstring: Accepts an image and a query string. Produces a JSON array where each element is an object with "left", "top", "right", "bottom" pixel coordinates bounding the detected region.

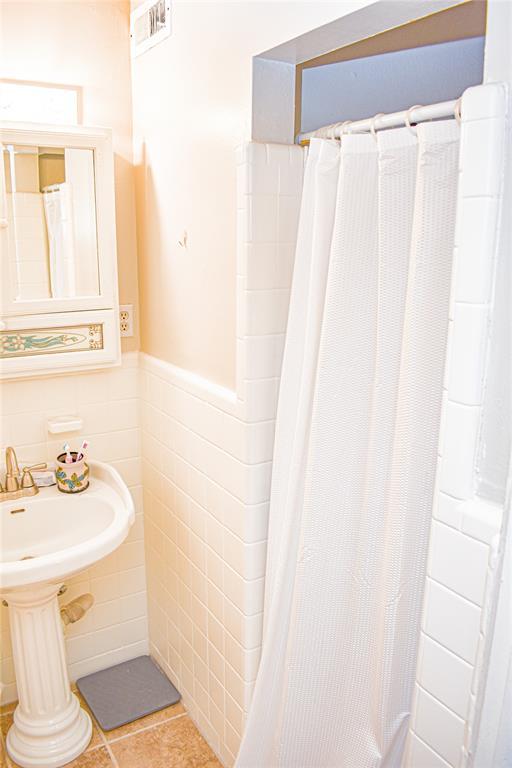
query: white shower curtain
[
  {"left": 237, "top": 120, "right": 460, "bottom": 768},
  {"left": 43, "top": 182, "right": 76, "bottom": 298}
]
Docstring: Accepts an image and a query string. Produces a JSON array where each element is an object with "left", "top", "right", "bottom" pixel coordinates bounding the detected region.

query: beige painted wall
[
  {"left": 0, "top": 0, "right": 139, "bottom": 351},
  {"left": 131, "top": 0, "right": 365, "bottom": 388}
]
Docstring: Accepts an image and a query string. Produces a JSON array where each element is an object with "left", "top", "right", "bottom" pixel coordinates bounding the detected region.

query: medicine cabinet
[{"left": 0, "top": 122, "right": 120, "bottom": 379}]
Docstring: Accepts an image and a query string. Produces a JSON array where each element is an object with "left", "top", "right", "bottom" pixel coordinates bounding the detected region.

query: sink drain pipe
[{"left": 60, "top": 593, "right": 94, "bottom": 626}]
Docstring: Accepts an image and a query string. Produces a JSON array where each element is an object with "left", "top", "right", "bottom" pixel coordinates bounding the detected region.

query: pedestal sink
[{"left": 0, "top": 460, "right": 134, "bottom": 768}]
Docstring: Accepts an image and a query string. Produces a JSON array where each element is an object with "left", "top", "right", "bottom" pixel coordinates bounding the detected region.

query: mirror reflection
[{"left": 3, "top": 144, "right": 100, "bottom": 300}]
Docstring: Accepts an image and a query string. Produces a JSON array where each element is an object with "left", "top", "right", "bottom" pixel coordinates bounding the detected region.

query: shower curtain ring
[
  {"left": 454, "top": 98, "right": 462, "bottom": 125},
  {"left": 405, "top": 105, "right": 423, "bottom": 135},
  {"left": 370, "top": 113, "right": 384, "bottom": 142},
  {"left": 339, "top": 120, "right": 352, "bottom": 140},
  {"left": 327, "top": 124, "right": 338, "bottom": 139}
]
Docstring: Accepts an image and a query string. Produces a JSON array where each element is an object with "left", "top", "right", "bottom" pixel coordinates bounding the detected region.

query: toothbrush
[
  {"left": 63, "top": 443, "right": 73, "bottom": 464},
  {"left": 76, "top": 440, "right": 89, "bottom": 463}
]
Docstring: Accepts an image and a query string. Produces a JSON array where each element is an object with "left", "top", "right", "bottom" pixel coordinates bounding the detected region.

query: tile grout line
[
  {"left": 426, "top": 574, "right": 483, "bottom": 609},
  {"left": 86, "top": 705, "right": 119, "bottom": 767},
  {"left": 409, "top": 728, "right": 453, "bottom": 768},
  {"left": 0, "top": 727, "right": 11, "bottom": 768},
  {"left": 104, "top": 741, "right": 120, "bottom": 768},
  {"left": 105, "top": 711, "right": 188, "bottom": 746},
  {"left": 415, "top": 682, "right": 466, "bottom": 722}
]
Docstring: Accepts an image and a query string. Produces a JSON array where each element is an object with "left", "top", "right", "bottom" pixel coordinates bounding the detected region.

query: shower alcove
[{"left": 234, "top": 1, "right": 510, "bottom": 766}]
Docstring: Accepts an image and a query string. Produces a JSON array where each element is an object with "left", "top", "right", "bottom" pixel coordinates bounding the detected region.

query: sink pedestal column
[{"left": 3, "top": 582, "right": 92, "bottom": 768}]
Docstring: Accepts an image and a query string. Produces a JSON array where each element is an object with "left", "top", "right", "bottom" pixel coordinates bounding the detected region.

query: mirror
[
  {"left": 3, "top": 143, "right": 100, "bottom": 300},
  {"left": 1, "top": 123, "right": 120, "bottom": 380}
]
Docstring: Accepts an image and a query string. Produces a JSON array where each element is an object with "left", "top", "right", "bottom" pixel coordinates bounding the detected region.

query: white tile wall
[
  {"left": 6, "top": 193, "right": 51, "bottom": 299},
  {"left": 407, "top": 83, "right": 507, "bottom": 767},
  {"left": 408, "top": 734, "right": 452, "bottom": 768},
  {"left": 422, "top": 580, "right": 481, "bottom": 665},
  {"left": 140, "top": 141, "right": 304, "bottom": 766},
  {"left": 413, "top": 688, "right": 466, "bottom": 767},
  {"left": 0, "top": 352, "right": 147, "bottom": 704},
  {"left": 418, "top": 636, "right": 473, "bottom": 719}
]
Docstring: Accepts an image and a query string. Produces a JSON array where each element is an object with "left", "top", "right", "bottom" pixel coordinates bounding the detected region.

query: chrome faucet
[{"left": 0, "top": 447, "right": 47, "bottom": 501}]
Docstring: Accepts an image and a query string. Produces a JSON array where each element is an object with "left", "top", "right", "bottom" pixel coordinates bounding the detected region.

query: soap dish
[{"left": 47, "top": 415, "right": 84, "bottom": 434}]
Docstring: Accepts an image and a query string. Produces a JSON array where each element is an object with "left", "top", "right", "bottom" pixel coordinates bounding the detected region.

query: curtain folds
[
  {"left": 43, "top": 182, "right": 76, "bottom": 298},
  {"left": 236, "top": 121, "right": 460, "bottom": 768}
]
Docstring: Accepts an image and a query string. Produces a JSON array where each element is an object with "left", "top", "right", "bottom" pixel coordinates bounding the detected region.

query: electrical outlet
[{"left": 119, "top": 305, "right": 134, "bottom": 337}]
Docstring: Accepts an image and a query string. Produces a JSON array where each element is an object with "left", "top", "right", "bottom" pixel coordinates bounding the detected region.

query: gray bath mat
[{"left": 76, "top": 655, "right": 181, "bottom": 731}]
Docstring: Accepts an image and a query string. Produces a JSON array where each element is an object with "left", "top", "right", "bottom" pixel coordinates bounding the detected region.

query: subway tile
[
  {"left": 245, "top": 148, "right": 280, "bottom": 196},
  {"left": 90, "top": 573, "right": 120, "bottom": 604},
  {"left": 423, "top": 579, "right": 481, "bottom": 664},
  {"left": 244, "top": 646, "right": 262, "bottom": 684},
  {"left": 224, "top": 632, "right": 244, "bottom": 679},
  {"left": 243, "top": 334, "right": 286, "bottom": 380},
  {"left": 235, "top": 142, "right": 248, "bottom": 166},
  {"left": 219, "top": 491, "right": 267, "bottom": 542},
  {"left": 119, "top": 592, "right": 147, "bottom": 623},
  {"left": 428, "top": 521, "right": 489, "bottom": 605},
  {"left": 93, "top": 598, "right": 121, "bottom": 631},
  {"left": 225, "top": 690, "right": 244, "bottom": 734},
  {"left": 247, "top": 195, "right": 279, "bottom": 243},
  {"left": 439, "top": 401, "right": 480, "bottom": 499},
  {"left": 407, "top": 735, "right": 451, "bottom": 768},
  {"left": 459, "top": 117, "right": 505, "bottom": 198},
  {"left": 275, "top": 241, "right": 296, "bottom": 289},
  {"left": 244, "top": 289, "right": 291, "bottom": 336},
  {"left": 243, "top": 378, "right": 280, "bottom": 423},
  {"left": 246, "top": 461, "right": 272, "bottom": 504},
  {"left": 109, "top": 365, "right": 139, "bottom": 400},
  {"left": 447, "top": 303, "right": 488, "bottom": 406},
  {"left": 223, "top": 569, "right": 265, "bottom": 624},
  {"left": 209, "top": 641, "right": 225, "bottom": 685},
  {"left": 413, "top": 687, "right": 465, "bottom": 767},
  {"left": 245, "top": 243, "right": 281, "bottom": 290},
  {"left": 224, "top": 533, "right": 267, "bottom": 580},
  {"left": 207, "top": 548, "right": 224, "bottom": 592},
  {"left": 278, "top": 195, "right": 301, "bottom": 243},
  {"left": 7, "top": 411, "right": 47, "bottom": 446},
  {"left": 117, "top": 539, "right": 145, "bottom": 571},
  {"left": 208, "top": 613, "right": 224, "bottom": 656},
  {"left": 278, "top": 146, "right": 305, "bottom": 196},
  {"left": 208, "top": 669, "right": 225, "bottom": 712},
  {"left": 237, "top": 161, "right": 250, "bottom": 207},
  {"left": 434, "top": 492, "right": 464, "bottom": 529},
  {"left": 418, "top": 635, "right": 473, "bottom": 719},
  {"left": 225, "top": 720, "right": 242, "bottom": 757},
  {"left": 453, "top": 197, "right": 498, "bottom": 304},
  {"left": 462, "top": 83, "right": 507, "bottom": 122},
  {"left": 119, "top": 565, "right": 147, "bottom": 596}
]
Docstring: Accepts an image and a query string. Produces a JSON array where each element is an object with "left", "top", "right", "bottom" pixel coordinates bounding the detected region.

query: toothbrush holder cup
[{"left": 56, "top": 452, "right": 90, "bottom": 494}]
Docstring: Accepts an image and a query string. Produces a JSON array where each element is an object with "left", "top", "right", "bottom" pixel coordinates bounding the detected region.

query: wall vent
[{"left": 130, "top": 0, "right": 171, "bottom": 58}]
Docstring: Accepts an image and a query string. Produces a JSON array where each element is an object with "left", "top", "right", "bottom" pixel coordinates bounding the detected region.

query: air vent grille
[{"left": 130, "top": 0, "right": 171, "bottom": 58}]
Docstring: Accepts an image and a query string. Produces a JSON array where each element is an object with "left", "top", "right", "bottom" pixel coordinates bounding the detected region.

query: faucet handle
[{"left": 21, "top": 463, "right": 47, "bottom": 491}]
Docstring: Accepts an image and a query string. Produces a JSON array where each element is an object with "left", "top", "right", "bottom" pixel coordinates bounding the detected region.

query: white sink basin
[
  {"left": 0, "top": 460, "right": 135, "bottom": 768},
  {"left": 0, "top": 460, "right": 135, "bottom": 591}
]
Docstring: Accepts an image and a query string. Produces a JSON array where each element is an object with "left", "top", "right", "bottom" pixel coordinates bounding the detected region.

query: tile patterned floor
[{"left": 0, "top": 695, "right": 222, "bottom": 768}]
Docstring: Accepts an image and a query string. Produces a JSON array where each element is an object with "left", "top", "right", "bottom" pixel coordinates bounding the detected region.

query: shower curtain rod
[{"left": 297, "top": 98, "right": 459, "bottom": 145}]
